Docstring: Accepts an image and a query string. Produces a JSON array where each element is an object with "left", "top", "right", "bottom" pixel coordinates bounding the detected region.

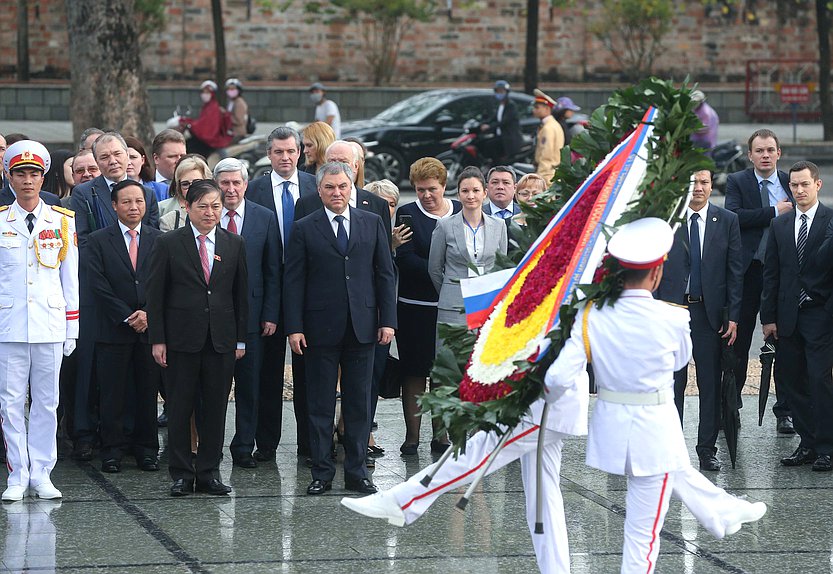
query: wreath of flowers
[{"left": 420, "top": 78, "right": 712, "bottom": 451}]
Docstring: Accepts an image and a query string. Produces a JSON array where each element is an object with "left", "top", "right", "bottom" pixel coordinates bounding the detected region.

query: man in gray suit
[{"left": 656, "top": 170, "right": 743, "bottom": 471}]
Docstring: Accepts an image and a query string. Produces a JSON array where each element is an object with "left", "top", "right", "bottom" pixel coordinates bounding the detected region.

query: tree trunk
[
  {"left": 524, "top": 0, "right": 539, "bottom": 93},
  {"left": 817, "top": 0, "right": 833, "bottom": 140},
  {"left": 65, "top": 0, "right": 154, "bottom": 144},
  {"left": 212, "top": 0, "right": 227, "bottom": 106},
  {"left": 16, "top": 0, "right": 29, "bottom": 81}
]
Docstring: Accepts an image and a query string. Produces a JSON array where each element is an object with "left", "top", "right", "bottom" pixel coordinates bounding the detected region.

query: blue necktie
[
  {"left": 689, "top": 213, "right": 702, "bottom": 298},
  {"left": 281, "top": 180, "right": 294, "bottom": 246},
  {"left": 334, "top": 214, "right": 348, "bottom": 255},
  {"left": 498, "top": 209, "right": 511, "bottom": 219}
]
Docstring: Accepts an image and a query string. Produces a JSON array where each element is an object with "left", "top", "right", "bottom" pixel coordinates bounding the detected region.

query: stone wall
[{"left": 0, "top": 1, "right": 821, "bottom": 84}]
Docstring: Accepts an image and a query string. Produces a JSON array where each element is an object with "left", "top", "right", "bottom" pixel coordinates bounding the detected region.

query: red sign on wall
[{"left": 780, "top": 84, "right": 811, "bottom": 104}]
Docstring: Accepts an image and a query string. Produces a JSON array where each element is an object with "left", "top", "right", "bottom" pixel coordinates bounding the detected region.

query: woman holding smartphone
[{"left": 394, "top": 158, "right": 460, "bottom": 456}]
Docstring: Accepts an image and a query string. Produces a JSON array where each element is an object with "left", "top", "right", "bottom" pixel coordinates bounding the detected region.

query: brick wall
[{"left": 0, "top": 1, "right": 821, "bottom": 84}]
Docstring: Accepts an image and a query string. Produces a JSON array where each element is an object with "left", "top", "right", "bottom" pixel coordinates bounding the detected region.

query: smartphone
[{"left": 398, "top": 214, "right": 413, "bottom": 228}]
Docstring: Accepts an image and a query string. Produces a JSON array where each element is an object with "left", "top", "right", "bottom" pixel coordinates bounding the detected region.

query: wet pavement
[{"left": 0, "top": 393, "right": 826, "bottom": 573}]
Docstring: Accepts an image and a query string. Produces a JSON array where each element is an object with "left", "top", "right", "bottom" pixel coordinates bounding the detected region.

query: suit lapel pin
[
  {"left": 712, "top": 217, "right": 717, "bottom": 221},
  {"left": 362, "top": 200, "right": 369, "bottom": 205},
  {"left": 214, "top": 254, "right": 221, "bottom": 261}
]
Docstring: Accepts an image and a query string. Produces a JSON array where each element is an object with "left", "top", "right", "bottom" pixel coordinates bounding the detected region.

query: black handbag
[{"left": 378, "top": 355, "right": 401, "bottom": 399}]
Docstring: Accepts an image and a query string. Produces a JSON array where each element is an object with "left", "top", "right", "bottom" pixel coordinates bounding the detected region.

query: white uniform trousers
[
  {"left": 0, "top": 342, "right": 62, "bottom": 488},
  {"left": 389, "top": 421, "right": 571, "bottom": 574},
  {"left": 622, "top": 465, "right": 760, "bottom": 574}
]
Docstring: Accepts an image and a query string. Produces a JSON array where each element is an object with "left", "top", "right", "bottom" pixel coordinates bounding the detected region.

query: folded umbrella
[
  {"left": 721, "top": 337, "right": 740, "bottom": 469},
  {"left": 758, "top": 335, "right": 776, "bottom": 426}
]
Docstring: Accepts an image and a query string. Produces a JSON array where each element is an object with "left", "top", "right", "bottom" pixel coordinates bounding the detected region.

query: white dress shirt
[
  {"left": 794, "top": 200, "right": 819, "bottom": 244},
  {"left": 271, "top": 170, "right": 300, "bottom": 242},
  {"left": 155, "top": 171, "right": 170, "bottom": 185},
  {"left": 190, "top": 223, "right": 216, "bottom": 274},
  {"left": 221, "top": 199, "right": 246, "bottom": 233},
  {"left": 325, "top": 207, "right": 350, "bottom": 238},
  {"left": 117, "top": 220, "right": 142, "bottom": 253},
  {"left": 488, "top": 200, "right": 516, "bottom": 219},
  {"left": 15, "top": 200, "right": 43, "bottom": 235}
]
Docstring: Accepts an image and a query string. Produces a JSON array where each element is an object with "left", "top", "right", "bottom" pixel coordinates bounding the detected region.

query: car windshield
[{"left": 374, "top": 92, "right": 456, "bottom": 124}]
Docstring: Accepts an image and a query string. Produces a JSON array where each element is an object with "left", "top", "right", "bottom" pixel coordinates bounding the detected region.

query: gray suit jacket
[{"left": 428, "top": 211, "right": 508, "bottom": 312}]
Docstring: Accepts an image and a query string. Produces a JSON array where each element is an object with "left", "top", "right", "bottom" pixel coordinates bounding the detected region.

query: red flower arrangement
[{"left": 504, "top": 170, "right": 611, "bottom": 326}]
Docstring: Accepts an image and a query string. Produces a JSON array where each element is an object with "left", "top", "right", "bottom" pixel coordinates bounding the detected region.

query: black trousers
[
  {"left": 370, "top": 342, "right": 390, "bottom": 422},
  {"left": 305, "top": 322, "right": 373, "bottom": 483},
  {"left": 96, "top": 340, "right": 159, "bottom": 461},
  {"left": 74, "top": 304, "right": 100, "bottom": 445},
  {"left": 257, "top": 333, "right": 309, "bottom": 456},
  {"left": 230, "top": 332, "right": 263, "bottom": 460},
  {"left": 673, "top": 301, "right": 721, "bottom": 454},
  {"left": 166, "top": 337, "right": 235, "bottom": 483},
  {"left": 734, "top": 261, "right": 790, "bottom": 417},
  {"left": 775, "top": 306, "right": 833, "bottom": 455}
]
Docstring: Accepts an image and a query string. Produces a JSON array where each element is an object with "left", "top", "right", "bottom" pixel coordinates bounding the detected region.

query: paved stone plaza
[{"left": 0, "top": 393, "right": 825, "bottom": 573}]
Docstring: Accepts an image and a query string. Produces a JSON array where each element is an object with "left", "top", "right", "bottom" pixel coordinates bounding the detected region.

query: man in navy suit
[
  {"left": 214, "top": 158, "right": 281, "bottom": 468},
  {"left": 86, "top": 180, "right": 162, "bottom": 474},
  {"left": 762, "top": 161, "right": 833, "bottom": 471},
  {"left": 724, "top": 129, "right": 795, "bottom": 434},
  {"left": 246, "top": 126, "right": 317, "bottom": 463},
  {"left": 483, "top": 165, "right": 521, "bottom": 220},
  {"left": 285, "top": 162, "right": 396, "bottom": 496},
  {"left": 656, "top": 170, "right": 743, "bottom": 471},
  {"left": 294, "top": 140, "right": 392, "bottom": 243},
  {"left": 69, "top": 132, "right": 161, "bottom": 461}
]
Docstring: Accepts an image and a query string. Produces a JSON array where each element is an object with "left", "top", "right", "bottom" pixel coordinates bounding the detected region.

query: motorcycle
[
  {"left": 435, "top": 119, "right": 535, "bottom": 189},
  {"left": 711, "top": 140, "right": 746, "bottom": 194}
]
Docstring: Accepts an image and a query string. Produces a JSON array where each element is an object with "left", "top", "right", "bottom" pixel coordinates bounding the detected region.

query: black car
[{"left": 344, "top": 89, "right": 538, "bottom": 184}]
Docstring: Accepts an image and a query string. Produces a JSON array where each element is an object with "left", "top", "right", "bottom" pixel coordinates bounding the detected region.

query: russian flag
[{"left": 461, "top": 268, "right": 516, "bottom": 329}]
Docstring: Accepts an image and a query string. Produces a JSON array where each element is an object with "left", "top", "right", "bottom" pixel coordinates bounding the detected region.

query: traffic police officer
[
  {"left": 546, "top": 218, "right": 766, "bottom": 574},
  {"left": 0, "top": 140, "right": 79, "bottom": 502}
]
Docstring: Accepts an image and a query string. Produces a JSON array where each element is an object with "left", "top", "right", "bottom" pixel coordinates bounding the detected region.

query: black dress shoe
[
  {"left": 812, "top": 455, "right": 833, "bottom": 472},
  {"left": 72, "top": 443, "right": 93, "bottom": 462},
  {"left": 253, "top": 448, "right": 276, "bottom": 462},
  {"left": 307, "top": 479, "right": 332, "bottom": 495},
  {"left": 196, "top": 478, "right": 232, "bottom": 495},
  {"left": 698, "top": 453, "right": 721, "bottom": 472},
  {"left": 345, "top": 477, "right": 378, "bottom": 494},
  {"left": 138, "top": 456, "right": 159, "bottom": 472},
  {"left": 101, "top": 459, "right": 121, "bottom": 473},
  {"left": 170, "top": 479, "right": 194, "bottom": 497},
  {"left": 781, "top": 446, "right": 817, "bottom": 466},
  {"left": 233, "top": 455, "right": 258, "bottom": 469},
  {"left": 777, "top": 416, "right": 796, "bottom": 435},
  {"left": 430, "top": 440, "right": 450, "bottom": 454},
  {"left": 157, "top": 409, "right": 168, "bottom": 427}
]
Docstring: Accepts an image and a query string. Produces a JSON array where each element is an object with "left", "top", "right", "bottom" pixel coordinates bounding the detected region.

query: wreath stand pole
[
  {"left": 534, "top": 402, "right": 550, "bottom": 534},
  {"left": 420, "top": 444, "right": 456, "bottom": 487},
  {"left": 455, "top": 430, "right": 512, "bottom": 510}
]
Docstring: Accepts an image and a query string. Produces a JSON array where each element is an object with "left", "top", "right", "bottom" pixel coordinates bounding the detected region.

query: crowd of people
[{"left": 0, "top": 82, "right": 824, "bottom": 571}]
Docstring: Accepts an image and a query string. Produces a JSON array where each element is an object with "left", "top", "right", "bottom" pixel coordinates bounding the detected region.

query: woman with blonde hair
[
  {"left": 159, "top": 155, "right": 212, "bottom": 232},
  {"left": 302, "top": 121, "right": 336, "bottom": 174}
]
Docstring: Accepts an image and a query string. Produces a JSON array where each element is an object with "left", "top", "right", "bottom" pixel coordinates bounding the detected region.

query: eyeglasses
[
  {"left": 73, "top": 166, "right": 100, "bottom": 176},
  {"left": 180, "top": 179, "right": 195, "bottom": 190}
]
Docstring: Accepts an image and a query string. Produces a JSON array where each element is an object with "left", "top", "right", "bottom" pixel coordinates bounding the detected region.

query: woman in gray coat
[{"left": 429, "top": 167, "right": 508, "bottom": 349}]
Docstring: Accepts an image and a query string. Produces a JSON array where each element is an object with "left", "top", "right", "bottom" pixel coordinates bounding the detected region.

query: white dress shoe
[
  {"left": 1, "top": 485, "right": 26, "bottom": 502},
  {"left": 31, "top": 481, "right": 62, "bottom": 500},
  {"left": 341, "top": 491, "right": 406, "bottom": 527},
  {"left": 725, "top": 501, "right": 767, "bottom": 536}
]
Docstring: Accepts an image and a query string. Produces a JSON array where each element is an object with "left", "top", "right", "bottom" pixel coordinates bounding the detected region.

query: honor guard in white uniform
[
  {"left": 546, "top": 218, "right": 766, "bottom": 574},
  {"left": 0, "top": 140, "right": 79, "bottom": 502},
  {"left": 342, "top": 380, "right": 588, "bottom": 573}
]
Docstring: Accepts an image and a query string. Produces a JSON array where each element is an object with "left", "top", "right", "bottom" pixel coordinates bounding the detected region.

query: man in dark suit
[
  {"left": 246, "top": 126, "right": 317, "bottom": 463},
  {"left": 87, "top": 180, "right": 162, "bottom": 474},
  {"left": 762, "top": 161, "right": 833, "bottom": 472},
  {"left": 724, "top": 128, "right": 795, "bottom": 434},
  {"left": 147, "top": 179, "right": 248, "bottom": 496},
  {"left": 480, "top": 80, "right": 523, "bottom": 163},
  {"left": 656, "top": 170, "right": 743, "bottom": 471},
  {"left": 285, "top": 162, "right": 396, "bottom": 496},
  {"left": 68, "top": 132, "right": 161, "bottom": 461},
  {"left": 214, "top": 158, "right": 281, "bottom": 469},
  {"left": 294, "top": 140, "right": 392, "bottom": 242},
  {"left": 483, "top": 165, "right": 521, "bottom": 220}
]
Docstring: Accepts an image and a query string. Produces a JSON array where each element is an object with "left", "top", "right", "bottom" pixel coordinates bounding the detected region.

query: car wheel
[
  {"left": 253, "top": 165, "right": 271, "bottom": 180},
  {"left": 364, "top": 156, "right": 386, "bottom": 184},
  {"left": 371, "top": 148, "right": 405, "bottom": 184},
  {"left": 438, "top": 154, "right": 463, "bottom": 191}
]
